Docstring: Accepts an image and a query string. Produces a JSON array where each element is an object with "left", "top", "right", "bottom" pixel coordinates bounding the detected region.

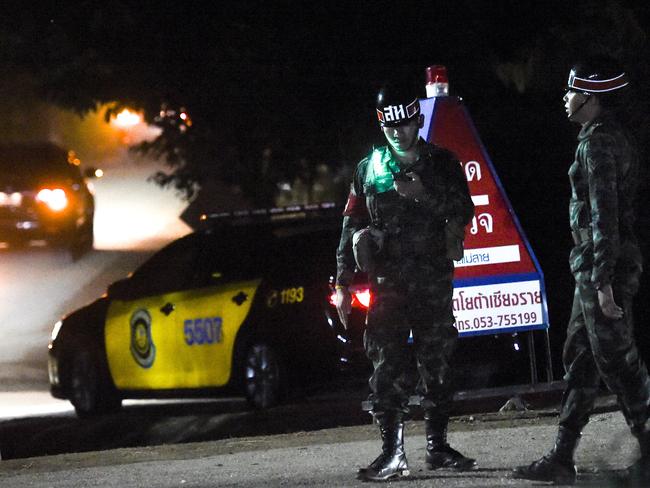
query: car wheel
[
  {"left": 69, "top": 349, "right": 121, "bottom": 417},
  {"left": 70, "top": 221, "right": 94, "bottom": 260},
  {"left": 48, "top": 231, "right": 74, "bottom": 252},
  {"left": 79, "top": 217, "right": 94, "bottom": 251},
  {"left": 7, "top": 236, "right": 30, "bottom": 249},
  {"left": 244, "top": 343, "right": 284, "bottom": 409}
]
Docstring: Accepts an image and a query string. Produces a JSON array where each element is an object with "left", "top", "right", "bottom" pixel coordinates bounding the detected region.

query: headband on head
[
  {"left": 376, "top": 98, "right": 420, "bottom": 126},
  {"left": 567, "top": 70, "right": 629, "bottom": 93}
]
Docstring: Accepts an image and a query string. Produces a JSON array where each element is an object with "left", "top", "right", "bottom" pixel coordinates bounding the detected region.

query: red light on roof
[{"left": 426, "top": 65, "right": 448, "bottom": 84}]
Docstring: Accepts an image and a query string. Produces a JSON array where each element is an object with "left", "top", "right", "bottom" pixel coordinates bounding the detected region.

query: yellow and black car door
[
  {"left": 104, "top": 235, "right": 205, "bottom": 391},
  {"left": 172, "top": 229, "right": 271, "bottom": 386},
  {"left": 173, "top": 278, "right": 261, "bottom": 387},
  {"left": 268, "top": 230, "right": 342, "bottom": 371}
]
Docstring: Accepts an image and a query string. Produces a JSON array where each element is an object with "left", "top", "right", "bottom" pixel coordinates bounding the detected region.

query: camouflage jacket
[
  {"left": 336, "top": 140, "right": 474, "bottom": 286},
  {"left": 568, "top": 114, "right": 640, "bottom": 289}
]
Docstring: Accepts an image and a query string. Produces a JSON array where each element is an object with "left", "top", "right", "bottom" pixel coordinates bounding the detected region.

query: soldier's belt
[{"left": 571, "top": 227, "right": 592, "bottom": 245}]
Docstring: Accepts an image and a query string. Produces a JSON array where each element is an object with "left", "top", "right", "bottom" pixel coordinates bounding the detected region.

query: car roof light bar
[{"left": 199, "top": 202, "right": 343, "bottom": 225}]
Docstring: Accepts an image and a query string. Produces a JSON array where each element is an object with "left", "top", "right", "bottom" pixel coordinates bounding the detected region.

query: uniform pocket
[
  {"left": 569, "top": 242, "right": 593, "bottom": 275},
  {"left": 569, "top": 199, "right": 589, "bottom": 230}
]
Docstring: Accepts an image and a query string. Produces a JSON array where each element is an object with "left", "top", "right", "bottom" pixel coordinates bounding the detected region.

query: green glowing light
[{"left": 365, "top": 147, "right": 401, "bottom": 194}]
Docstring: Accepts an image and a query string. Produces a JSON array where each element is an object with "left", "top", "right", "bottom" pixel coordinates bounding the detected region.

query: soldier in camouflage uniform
[
  {"left": 515, "top": 58, "right": 650, "bottom": 485},
  {"left": 334, "top": 81, "right": 475, "bottom": 481}
]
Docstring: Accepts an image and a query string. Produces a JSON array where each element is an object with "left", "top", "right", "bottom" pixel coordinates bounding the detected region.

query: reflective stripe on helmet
[{"left": 567, "top": 71, "right": 629, "bottom": 93}]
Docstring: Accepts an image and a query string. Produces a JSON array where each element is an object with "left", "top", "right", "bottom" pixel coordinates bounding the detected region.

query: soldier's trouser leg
[
  {"left": 360, "top": 317, "right": 411, "bottom": 480},
  {"left": 563, "top": 281, "right": 650, "bottom": 435},
  {"left": 407, "top": 273, "right": 456, "bottom": 417},
  {"left": 413, "top": 324, "right": 476, "bottom": 470},
  {"left": 412, "top": 320, "right": 457, "bottom": 420},
  {"left": 569, "top": 279, "right": 650, "bottom": 485},
  {"left": 514, "top": 287, "right": 591, "bottom": 484},
  {"left": 555, "top": 281, "right": 650, "bottom": 484},
  {"left": 363, "top": 324, "right": 411, "bottom": 418},
  {"left": 558, "top": 286, "right": 602, "bottom": 433},
  {"left": 407, "top": 269, "right": 476, "bottom": 470}
]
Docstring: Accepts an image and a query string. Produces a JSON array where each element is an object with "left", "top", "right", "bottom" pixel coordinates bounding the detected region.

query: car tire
[
  {"left": 7, "top": 236, "right": 30, "bottom": 249},
  {"left": 69, "top": 349, "right": 122, "bottom": 417},
  {"left": 243, "top": 343, "right": 285, "bottom": 409},
  {"left": 70, "top": 221, "right": 94, "bottom": 260},
  {"left": 48, "top": 231, "right": 74, "bottom": 253}
]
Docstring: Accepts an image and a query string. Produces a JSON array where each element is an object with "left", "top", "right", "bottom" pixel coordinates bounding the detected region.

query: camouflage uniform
[
  {"left": 559, "top": 115, "right": 650, "bottom": 437},
  {"left": 336, "top": 140, "right": 474, "bottom": 422}
]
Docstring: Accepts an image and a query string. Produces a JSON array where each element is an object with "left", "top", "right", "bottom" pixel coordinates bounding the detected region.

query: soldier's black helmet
[
  {"left": 567, "top": 56, "right": 629, "bottom": 96},
  {"left": 376, "top": 82, "right": 420, "bottom": 127}
]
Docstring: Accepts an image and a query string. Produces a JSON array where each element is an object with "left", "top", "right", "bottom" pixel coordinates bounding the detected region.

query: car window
[
  {"left": 184, "top": 220, "right": 338, "bottom": 287},
  {"left": 131, "top": 234, "right": 201, "bottom": 293},
  {"left": 190, "top": 228, "right": 273, "bottom": 286},
  {"left": 0, "top": 143, "right": 79, "bottom": 180},
  {"left": 272, "top": 228, "right": 338, "bottom": 276}
]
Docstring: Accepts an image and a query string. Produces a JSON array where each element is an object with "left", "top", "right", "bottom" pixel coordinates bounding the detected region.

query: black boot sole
[
  {"left": 426, "top": 454, "right": 477, "bottom": 471},
  {"left": 357, "top": 468, "right": 410, "bottom": 481},
  {"left": 512, "top": 466, "right": 576, "bottom": 485},
  {"left": 426, "top": 459, "right": 477, "bottom": 471}
]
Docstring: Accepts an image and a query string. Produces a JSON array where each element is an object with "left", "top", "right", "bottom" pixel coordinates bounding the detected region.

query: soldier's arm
[
  {"left": 445, "top": 155, "right": 475, "bottom": 227},
  {"left": 416, "top": 150, "right": 474, "bottom": 225},
  {"left": 586, "top": 131, "right": 620, "bottom": 291},
  {"left": 336, "top": 162, "right": 370, "bottom": 287}
]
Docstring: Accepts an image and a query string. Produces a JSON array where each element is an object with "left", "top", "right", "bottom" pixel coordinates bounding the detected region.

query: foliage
[{"left": 1, "top": 1, "right": 648, "bottom": 206}]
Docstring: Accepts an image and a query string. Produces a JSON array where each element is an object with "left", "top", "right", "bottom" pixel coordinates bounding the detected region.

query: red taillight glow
[
  {"left": 36, "top": 188, "right": 68, "bottom": 212},
  {"left": 353, "top": 289, "right": 371, "bottom": 308},
  {"left": 328, "top": 288, "right": 372, "bottom": 310}
]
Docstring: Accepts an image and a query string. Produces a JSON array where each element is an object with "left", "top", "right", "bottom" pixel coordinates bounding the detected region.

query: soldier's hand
[
  {"left": 394, "top": 172, "right": 425, "bottom": 200},
  {"left": 334, "top": 286, "right": 352, "bottom": 329},
  {"left": 597, "top": 284, "right": 624, "bottom": 320}
]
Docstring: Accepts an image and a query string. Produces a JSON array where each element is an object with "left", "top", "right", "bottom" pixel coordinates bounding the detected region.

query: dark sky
[
  {"left": 5, "top": 1, "right": 647, "bottom": 145},
  {"left": 2, "top": 1, "right": 647, "bottom": 188}
]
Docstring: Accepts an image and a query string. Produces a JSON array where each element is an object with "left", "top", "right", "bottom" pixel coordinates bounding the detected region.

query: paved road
[
  {"left": 0, "top": 159, "right": 189, "bottom": 414},
  {"left": 0, "top": 410, "right": 641, "bottom": 487}
]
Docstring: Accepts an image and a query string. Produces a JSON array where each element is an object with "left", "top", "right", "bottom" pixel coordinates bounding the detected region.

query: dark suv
[{"left": 0, "top": 142, "right": 95, "bottom": 254}]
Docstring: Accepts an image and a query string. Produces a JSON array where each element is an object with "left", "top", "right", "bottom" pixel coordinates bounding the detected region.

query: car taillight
[
  {"left": 36, "top": 188, "right": 68, "bottom": 212},
  {"left": 328, "top": 288, "right": 372, "bottom": 310},
  {"left": 352, "top": 289, "right": 371, "bottom": 308}
]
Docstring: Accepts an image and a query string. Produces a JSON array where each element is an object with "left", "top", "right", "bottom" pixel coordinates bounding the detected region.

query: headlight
[
  {"left": 51, "top": 320, "right": 63, "bottom": 342},
  {"left": 36, "top": 188, "right": 68, "bottom": 212}
]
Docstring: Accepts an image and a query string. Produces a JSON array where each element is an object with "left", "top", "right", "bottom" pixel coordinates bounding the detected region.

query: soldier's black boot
[
  {"left": 425, "top": 413, "right": 476, "bottom": 471},
  {"left": 513, "top": 426, "right": 580, "bottom": 485},
  {"left": 358, "top": 420, "right": 410, "bottom": 481},
  {"left": 624, "top": 429, "right": 650, "bottom": 486}
]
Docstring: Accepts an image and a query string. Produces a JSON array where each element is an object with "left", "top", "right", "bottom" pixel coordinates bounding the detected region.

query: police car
[
  {"left": 48, "top": 203, "right": 369, "bottom": 417},
  {"left": 48, "top": 203, "right": 532, "bottom": 418}
]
